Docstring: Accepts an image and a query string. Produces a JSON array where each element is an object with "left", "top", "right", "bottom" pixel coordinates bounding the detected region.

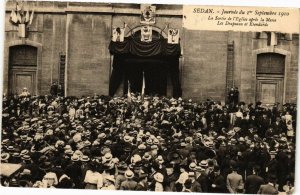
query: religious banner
[
  {"left": 140, "top": 4, "right": 156, "bottom": 24},
  {"left": 141, "top": 26, "right": 152, "bottom": 42},
  {"left": 167, "top": 28, "right": 180, "bottom": 44},
  {"left": 112, "top": 27, "right": 125, "bottom": 42}
]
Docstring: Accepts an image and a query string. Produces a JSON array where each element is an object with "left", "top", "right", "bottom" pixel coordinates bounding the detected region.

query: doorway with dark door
[
  {"left": 256, "top": 52, "right": 285, "bottom": 105},
  {"left": 9, "top": 45, "right": 38, "bottom": 96},
  {"left": 122, "top": 56, "right": 169, "bottom": 96},
  {"left": 108, "top": 28, "right": 182, "bottom": 97}
]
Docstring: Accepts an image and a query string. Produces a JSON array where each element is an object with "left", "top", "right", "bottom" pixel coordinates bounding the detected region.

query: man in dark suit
[
  {"left": 211, "top": 166, "right": 227, "bottom": 193},
  {"left": 257, "top": 175, "right": 279, "bottom": 194},
  {"left": 245, "top": 166, "right": 264, "bottom": 194}
]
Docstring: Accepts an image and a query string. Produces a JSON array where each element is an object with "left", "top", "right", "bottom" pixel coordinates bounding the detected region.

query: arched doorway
[
  {"left": 9, "top": 45, "right": 37, "bottom": 95},
  {"left": 256, "top": 52, "right": 285, "bottom": 105}
]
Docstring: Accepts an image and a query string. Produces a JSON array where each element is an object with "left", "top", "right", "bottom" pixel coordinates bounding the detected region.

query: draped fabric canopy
[
  {"left": 108, "top": 36, "right": 182, "bottom": 97},
  {"left": 109, "top": 36, "right": 181, "bottom": 57}
]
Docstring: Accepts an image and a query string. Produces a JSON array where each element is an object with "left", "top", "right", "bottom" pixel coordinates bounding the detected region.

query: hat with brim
[
  {"left": 64, "top": 145, "right": 72, "bottom": 151},
  {"left": 40, "top": 161, "right": 53, "bottom": 171},
  {"left": 71, "top": 155, "right": 80, "bottom": 162},
  {"left": 102, "top": 153, "right": 113, "bottom": 162},
  {"left": 21, "top": 155, "right": 31, "bottom": 161},
  {"left": 142, "top": 153, "right": 152, "bottom": 161},
  {"left": 20, "top": 150, "right": 29, "bottom": 156},
  {"left": 80, "top": 155, "right": 90, "bottom": 162},
  {"left": 199, "top": 160, "right": 208, "bottom": 168},
  {"left": 101, "top": 147, "right": 112, "bottom": 155},
  {"left": 156, "top": 155, "right": 164, "bottom": 164},
  {"left": 154, "top": 172, "right": 164, "bottom": 183},
  {"left": 125, "top": 170, "right": 134, "bottom": 179},
  {"left": 65, "top": 149, "right": 74, "bottom": 155},
  {"left": 1, "top": 139, "right": 9, "bottom": 145},
  {"left": 7, "top": 146, "right": 14, "bottom": 151},
  {"left": 105, "top": 175, "right": 115, "bottom": 183},
  {"left": 12, "top": 152, "right": 20, "bottom": 158},
  {"left": 269, "top": 151, "right": 277, "bottom": 155},
  {"left": 124, "top": 135, "right": 132, "bottom": 143},
  {"left": 138, "top": 144, "right": 146, "bottom": 150},
  {"left": 195, "top": 166, "right": 205, "bottom": 172},
  {"left": 98, "top": 133, "right": 106, "bottom": 139},
  {"left": 189, "top": 162, "right": 197, "bottom": 170},
  {"left": 1, "top": 153, "right": 10, "bottom": 161},
  {"left": 124, "top": 146, "right": 132, "bottom": 152},
  {"left": 117, "top": 162, "right": 128, "bottom": 174},
  {"left": 20, "top": 169, "right": 31, "bottom": 176}
]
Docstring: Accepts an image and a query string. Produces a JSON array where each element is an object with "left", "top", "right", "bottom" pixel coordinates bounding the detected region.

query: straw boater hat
[
  {"left": 154, "top": 172, "right": 164, "bottom": 183},
  {"left": 142, "top": 152, "right": 152, "bottom": 161},
  {"left": 125, "top": 170, "right": 134, "bottom": 179},
  {"left": 189, "top": 162, "right": 197, "bottom": 171},
  {"left": 80, "top": 155, "right": 90, "bottom": 162},
  {"left": 12, "top": 152, "right": 20, "bottom": 158},
  {"left": 20, "top": 150, "right": 29, "bottom": 156},
  {"left": 1, "top": 153, "right": 10, "bottom": 161},
  {"left": 71, "top": 155, "right": 80, "bottom": 162},
  {"left": 156, "top": 155, "right": 164, "bottom": 164},
  {"left": 102, "top": 152, "right": 112, "bottom": 162},
  {"left": 105, "top": 175, "right": 115, "bottom": 183},
  {"left": 7, "top": 146, "right": 14, "bottom": 151},
  {"left": 131, "top": 154, "right": 142, "bottom": 164},
  {"left": 199, "top": 160, "right": 208, "bottom": 168}
]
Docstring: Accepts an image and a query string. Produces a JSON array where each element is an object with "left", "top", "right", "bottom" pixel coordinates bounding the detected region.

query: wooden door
[
  {"left": 256, "top": 75, "right": 284, "bottom": 105},
  {"left": 10, "top": 69, "right": 36, "bottom": 95},
  {"left": 9, "top": 45, "right": 37, "bottom": 95}
]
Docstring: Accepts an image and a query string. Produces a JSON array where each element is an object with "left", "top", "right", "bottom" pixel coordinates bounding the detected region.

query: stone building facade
[{"left": 3, "top": 1, "right": 299, "bottom": 105}]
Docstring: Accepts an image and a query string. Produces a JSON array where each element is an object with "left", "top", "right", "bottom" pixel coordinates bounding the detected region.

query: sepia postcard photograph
[{"left": 0, "top": 0, "right": 299, "bottom": 194}]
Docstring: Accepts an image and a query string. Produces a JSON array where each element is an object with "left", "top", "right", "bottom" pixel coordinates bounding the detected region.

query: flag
[
  {"left": 29, "top": 10, "right": 34, "bottom": 25},
  {"left": 25, "top": 10, "right": 30, "bottom": 24},
  {"left": 16, "top": 12, "right": 22, "bottom": 24},
  {"left": 127, "top": 80, "right": 132, "bottom": 103},
  {"left": 140, "top": 4, "right": 156, "bottom": 24},
  {"left": 10, "top": 10, "right": 18, "bottom": 24},
  {"left": 168, "top": 28, "right": 180, "bottom": 44},
  {"left": 270, "top": 32, "right": 277, "bottom": 46},
  {"left": 16, "top": 2, "right": 23, "bottom": 12},
  {"left": 112, "top": 27, "right": 125, "bottom": 42},
  {"left": 141, "top": 26, "right": 152, "bottom": 42},
  {"left": 141, "top": 72, "right": 145, "bottom": 101}
]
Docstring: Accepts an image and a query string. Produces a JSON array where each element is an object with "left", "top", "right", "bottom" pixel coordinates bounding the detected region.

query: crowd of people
[{"left": 0, "top": 90, "right": 296, "bottom": 194}]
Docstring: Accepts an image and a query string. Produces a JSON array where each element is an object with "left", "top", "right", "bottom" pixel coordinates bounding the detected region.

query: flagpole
[
  {"left": 141, "top": 71, "right": 145, "bottom": 101},
  {"left": 127, "top": 80, "right": 132, "bottom": 103}
]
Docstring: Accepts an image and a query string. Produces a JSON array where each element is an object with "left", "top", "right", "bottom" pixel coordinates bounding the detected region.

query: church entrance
[
  {"left": 122, "top": 56, "right": 168, "bottom": 96},
  {"left": 256, "top": 53, "right": 285, "bottom": 105},
  {"left": 9, "top": 45, "right": 37, "bottom": 95},
  {"left": 108, "top": 28, "right": 182, "bottom": 97}
]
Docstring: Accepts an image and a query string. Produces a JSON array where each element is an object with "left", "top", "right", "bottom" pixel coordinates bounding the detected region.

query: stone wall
[{"left": 3, "top": 1, "right": 299, "bottom": 103}]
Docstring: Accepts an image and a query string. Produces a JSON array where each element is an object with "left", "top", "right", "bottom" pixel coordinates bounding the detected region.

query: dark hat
[
  {"left": 117, "top": 162, "right": 128, "bottom": 174},
  {"left": 214, "top": 165, "right": 220, "bottom": 172},
  {"left": 40, "top": 161, "right": 53, "bottom": 171},
  {"left": 21, "top": 155, "right": 31, "bottom": 161}
]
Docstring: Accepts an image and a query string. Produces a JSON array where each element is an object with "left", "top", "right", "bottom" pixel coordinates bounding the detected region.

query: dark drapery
[
  {"left": 109, "top": 37, "right": 181, "bottom": 57},
  {"left": 108, "top": 37, "right": 182, "bottom": 97}
]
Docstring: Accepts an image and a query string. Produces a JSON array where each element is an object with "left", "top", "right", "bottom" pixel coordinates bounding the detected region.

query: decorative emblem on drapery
[
  {"left": 112, "top": 23, "right": 127, "bottom": 42},
  {"left": 9, "top": 1, "right": 34, "bottom": 38},
  {"left": 167, "top": 28, "right": 180, "bottom": 44},
  {"left": 140, "top": 4, "right": 156, "bottom": 24},
  {"left": 141, "top": 26, "right": 152, "bottom": 42}
]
